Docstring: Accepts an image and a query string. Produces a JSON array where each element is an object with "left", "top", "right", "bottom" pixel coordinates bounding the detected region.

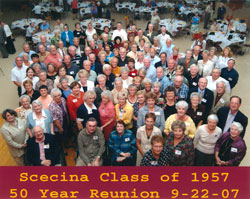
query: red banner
[{"left": 0, "top": 167, "right": 249, "bottom": 199}]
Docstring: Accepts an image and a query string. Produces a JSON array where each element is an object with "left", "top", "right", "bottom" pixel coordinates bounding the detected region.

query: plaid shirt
[
  {"left": 108, "top": 129, "right": 136, "bottom": 162},
  {"left": 170, "top": 82, "right": 189, "bottom": 101},
  {"left": 165, "top": 132, "right": 195, "bottom": 166}
]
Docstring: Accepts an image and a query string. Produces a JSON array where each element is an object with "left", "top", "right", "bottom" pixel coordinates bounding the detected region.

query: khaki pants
[
  {"left": 76, "top": 157, "right": 103, "bottom": 166},
  {"left": 14, "top": 155, "right": 24, "bottom": 166}
]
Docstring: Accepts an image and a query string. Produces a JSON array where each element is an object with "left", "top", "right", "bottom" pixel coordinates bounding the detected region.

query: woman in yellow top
[
  {"left": 164, "top": 100, "right": 196, "bottom": 138},
  {"left": 115, "top": 92, "right": 134, "bottom": 130}
]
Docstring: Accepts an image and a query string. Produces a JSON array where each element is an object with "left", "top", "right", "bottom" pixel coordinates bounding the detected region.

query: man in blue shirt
[
  {"left": 153, "top": 66, "right": 171, "bottom": 94},
  {"left": 40, "top": 20, "right": 51, "bottom": 32},
  {"left": 221, "top": 58, "right": 239, "bottom": 89},
  {"left": 144, "top": 58, "right": 156, "bottom": 80}
]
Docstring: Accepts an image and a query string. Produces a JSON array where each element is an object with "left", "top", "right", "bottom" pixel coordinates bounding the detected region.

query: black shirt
[
  {"left": 24, "top": 89, "right": 40, "bottom": 103},
  {"left": 118, "top": 56, "right": 129, "bottom": 67}
]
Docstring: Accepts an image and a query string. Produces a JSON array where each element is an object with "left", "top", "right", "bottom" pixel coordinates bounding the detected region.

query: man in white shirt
[
  {"left": 135, "top": 51, "right": 144, "bottom": 70},
  {"left": 206, "top": 68, "right": 231, "bottom": 94},
  {"left": 26, "top": 22, "right": 36, "bottom": 42},
  {"left": 11, "top": 56, "right": 28, "bottom": 96},
  {"left": 157, "top": 26, "right": 171, "bottom": 48},
  {"left": 111, "top": 22, "right": 128, "bottom": 42}
]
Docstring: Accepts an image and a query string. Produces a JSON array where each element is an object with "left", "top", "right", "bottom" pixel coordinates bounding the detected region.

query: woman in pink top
[
  {"left": 37, "top": 85, "right": 53, "bottom": 110},
  {"left": 98, "top": 90, "right": 116, "bottom": 142}
]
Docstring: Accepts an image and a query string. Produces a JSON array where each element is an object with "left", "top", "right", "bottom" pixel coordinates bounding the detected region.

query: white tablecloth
[
  {"left": 185, "top": 0, "right": 200, "bottom": 5},
  {"left": 156, "top": 2, "right": 175, "bottom": 9},
  {"left": 159, "top": 19, "right": 187, "bottom": 34},
  {"left": 78, "top": 2, "right": 91, "bottom": 8},
  {"left": 32, "top": 31, "right": 55, "bottom": 43},
  {"left": 80, "top": 18, "right": 111, "bottom": 30},
  {"left": 11, "top": 18, "right": 43, "bottom": 30},
  {"left": 206, "top": 31, "right": 246, "bottom": 49},
  {"left": 179, "top": 7, "right": 203, "bottom": 16},
  {"left": 115, "top": 2, "right": 136, "bottom": 12},
  {"left": 32, "top": 2, "right": 63, "bottom": 14},
  {"left": 217, "top": 20, "right": 247, "bottom": 33},
  {"left": 79, "top": 7, "right": 91, "bottom": 16}
]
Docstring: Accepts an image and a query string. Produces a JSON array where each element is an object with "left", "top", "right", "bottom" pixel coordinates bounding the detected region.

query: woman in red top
[{"left": 71, "top": 0, "right": 78, "bottom": 20}]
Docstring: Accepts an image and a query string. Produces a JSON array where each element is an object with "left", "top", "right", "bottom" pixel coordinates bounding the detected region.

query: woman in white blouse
[
  {"left": 208, "top": 47, "right": 218, "bottom": 64},
  {"left": 198, "top": 50, "right": 214, "bottom": 77},
  {"left": 78, "top": 69, "right": 95, "bottom": 92},
  {"left": 120, "top": 67, "right": 133, "bottom": 89},
  {"left": 216, "top": 47, "right": 233, "bottom": 70},
  {"left": 85, "top": 23, "right": 97, "bottom": 42}
]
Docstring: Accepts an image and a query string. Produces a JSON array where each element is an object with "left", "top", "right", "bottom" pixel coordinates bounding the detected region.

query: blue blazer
[{"left": 61, "top": 31, "right": 74, "bottom": 46}]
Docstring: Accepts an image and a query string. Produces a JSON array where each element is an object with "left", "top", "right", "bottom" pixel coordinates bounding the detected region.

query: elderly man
[
  {"left": 170, "top": 75, "right": 189, "bottom": 101},
  {"left": 53, "top": 19, "right": 64, "bottom": 33},
  {"left": 67, "top": 45, "right": 81, "bottom": 67},
  {"left": 192, "top": 45, "right": 203, "bottom": 61},
  {"left": 88, "top": 53, "right": 103, "bottom": 75},
  {"left": 217, "top": 96, "right": 248, "bottom": 137},
  {"left": 177, "top": 49, "right": 197, "bottom": 74},
  {"left": 144, "top": 58, "right": 156, "bottom": 80},
  {"left": 149, "top": 48, "right": 160, "bottom": 67},
  {"left": 19, "top": 43, "right": 36, "bottom": 61},
  {"left": 134, "top": 29, "right": 150, "bottom": 46},
  {"left": 103, "top": 64, "right": 115, "bottom": 90},
  {"left": 160, "top": 38, "right": 175, "bottom": 57},
  {"left": 44, "top": 45, "right": 63, "bottom": 70},
  {"left": 27, "top": 125, "right": 60, "bottom": 166},
  {"left": 185, "top": 64, "right": 201, "bottom": 89},
  {"left": 157, "top": 26, "right": 171, "bottom": 48},
  {"left": 211, "top": 81, "right": 230, "bottom": 114},
  {"left": 11, "top": 56, "right": 27, "bottom": 96},
  {"left": 188, "top": 77, "right": 214, "bottom": 117},
  {"left": 221, "top": 58, "right": 239, "bottom": 89},
  {"left": 155, "top": 52, "right": 168, "bottom": 69},
  {"left": 57, "top": 40, "right": 68, "bottom": 58},
  {"left": 40, "top": 20, "right": 51, "bottom": 32},
  {"left": 102, "top": 33, "right": 114, "bottom": 51},
  {"left": 206, "top": 68, "right": 231, "bottom": 94},
  {"left": 118, "top": 47, "right": 129, "bottom": 67},
  {"left": 165, "top": 58, "right": 176, "bottom": 81},
  {"left": 38, "top": 44, "right": 49, "bottom": 63},
  {"left": 111, "top": 22, "right": 127, "bottom": 42},
  {"left": 127, "top": 43, "right": 138, "bottom": 61},
  {"left": 63, "top": 55, "right": 79, "bottom": 79},
  {"left": 153, "top": 66, "right": 171, "bottom": 94},
  {"left": 36, "top": 34, "right": 51, "bottom": 52},
  {"left": 76, "top": 118, "right": 105, "bottom": 166},
  {"left": 80, "top": 46, "right": 92, "bottom": 65},
  {"left": 144, "top": 23, "right": 158, "bottom": 44},
  {"left": 75, "top": 60, "right": 97, "bottom": 82},
  {"left": 150, "top": 11, "right": 161, "bottom": 32},
  {"left": 73, "top": 37, "right": 84, "bottom": 57},
  {"left": 135, "top": 51, "right": 144, "bottom": 70}
]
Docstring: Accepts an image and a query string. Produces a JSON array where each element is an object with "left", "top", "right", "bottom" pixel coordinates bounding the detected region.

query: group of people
[{"left": 1, "top": 1, "right": 248, "bottom": 167}]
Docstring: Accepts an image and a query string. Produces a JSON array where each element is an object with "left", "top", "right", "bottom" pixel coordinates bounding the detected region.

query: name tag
[
  {"left": 197, "top": 112, "right": 202, "bottom": 116},
  {"left": 185, "top": 122, "right": 190, "bottom": 127},
  {"left": 76, "top": 60, "right": 80, "bottom": 64},
  {"left": 44, "top": 144, "right": 50, "bottom": 149},
  {"left": 131, "top": 73, "right": 136, "bottom": 76},
  {"left": 155, "top": 111, "right": 160, "bottom": 116},
  {"left": 202, "top": 98, "right": 207, "bottom": 103},
  {"left": 58, "top": 59, "right": 62, "bottom": 62},
  {"left": 70, "top": 71, "right": 74, "bottom": 74},
  {"left": 175, "top": 150, "right": 182, "bottom": 155},
  {"left": 228, "top": 77, "right": 232, "bottom": 81},
  {"left": 93, "top": 136, "right": 98, "bottom": 140},
  {"left": 231, "top": 147, "right": 238, "bottom": 153},
  {"left": 180, "top": 95, "right": 185, "bottom": 99},
  {"left": 192, "top": 82, "right": 197, "bottom": 86},
  {"left": 80, "top": 51, "right": 84, "bottom": 53},
  {"left": 220, "top": 98, "right": 225, "bottom": 104},
  {"left": 125, "top": 137, "right": 130, "bottom": 142},
  {"left": 151, "top": 161, "right": 158, "bottom": 165},
  {"left": 72, "top": 99, "right": 78, "bottom": 103}
]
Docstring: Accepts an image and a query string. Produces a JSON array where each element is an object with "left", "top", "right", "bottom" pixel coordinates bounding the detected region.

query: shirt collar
[
  {"left": 33, "top": 110, "right": 47, "bottom": 120},
  {"left": 35, "top": 136, "right": 45, "bottom": 144},
  {"left": 84, "top": 102, "right": 97, "bottom": 114}
]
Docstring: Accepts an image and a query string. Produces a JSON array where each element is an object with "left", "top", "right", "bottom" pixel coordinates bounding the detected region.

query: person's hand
[
  {"left": 93, "top": 157, "right": 100, "bottom": 166},
  {"left": 123, "top": 153, "right": 131, "bottom": 158},
  {"left": 77, "top": 123, "right": 83, "bottom": 131},
  {"left": 41, "top": 160, "right": 51, "bottom": 166},
  {"left": 100, "top": 126, "right": 104, "bottom": 131},
  {"left": 22, "top": 144, "right": 27, "bottom": 148},
  {"left": 120, "top": 152, "right": 126, "bottom": 157},
  {"left": 87, "top": 163, "right": 92, "bottom": 166},
  {"left": 215, "top": 157, "right": 222, "bottom": 166},
  {"left": 117, "top": 157, "right": 126, "bottom": 162}
]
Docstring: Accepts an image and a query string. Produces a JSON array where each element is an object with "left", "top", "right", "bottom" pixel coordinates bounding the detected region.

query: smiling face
[
  {"left": 116, "top": 123, "right": 125, "bottom": 135},
  {"left": 27, "top": 68, "right": 34, "bottom": 78},
  {"left": 5, "top": 112, "right": 15, "bottom": 123},
  {"left": 40, "top": 88, "right": 48, "bottom": 97},
  {"left": 177, "top": 106, "right": 187, "bottom": 117},
  {"left": 230, "top": 125, "right": 241, "bottom": 139},
  {"left": 33, "top": 102, "right": 42, "bottom": 114},
  {"left": 152, "top": 142, "right": 163, "bottom": 156},
  {"left": 72, "top": 85, "right": 80, "bottom": 96},
  {"left": 207, "top": 119, "right": 217, "bottom": 131},
  {"left": 145, "top": 117, "right": 155, "bottom": 129},
  {"left": 191, "top": 96, "right": 200, "bottom": 107},
  {"left": 21, "top": 97, "right": 30, "bottom": 109},
  {"left": 173, "top": 127, "right": 184, "bottom": 139}
]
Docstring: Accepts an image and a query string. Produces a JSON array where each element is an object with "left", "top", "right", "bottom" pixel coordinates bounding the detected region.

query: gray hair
[
  {"left": 128, "top": 84, "right": 137, "bottom": 90},
  {"left": 120, "top": 67, "right": 129, "bottom": 74},
  {"left": 190, "top": 64, "right": 198, "bottom": 70},
  {"left": 209, "top": 47, "right": 217, "bottom": 52},
  {"left": 103, "top": 64, "right": 111, "bottom": 70},
  {"left": 84, "top": 90, "right": 96, "bottom": 101},
  {"left": 50, "top": 88, "right": 62, "bottom": 98},
  {"left": 216, "top": 81, "right": 226, "bottom": 87},
  {"left": 190, "top": 92, "right": 200, "bottom": 101},
  {"left": 207, "top": 114, "right": 219, "bottom": 122},
  {"left": 32, "top": 100, "right": 43, "bottom": 109},
  {"left": 142, "top": 78, "right": 152, "bottom": 85},
  {"left": 33, "top": 63, "right": 41, "bottom": 69},
  {"left": 153, "top": 81, "right": 162, "bottom": 88},
  {"left": 203, "top": 50, "right": 209, "bottom": 55},
  {"left": 176, "top": 100, "right": 189, "bottom": 110},
  {"left": 101, "top": 90, "right": 112, "bottom": 100},
  {"left": 212, "top": 67, "right": 221, "bottom": 73},
  {"left": 153, "top": 36, "right": 159, "bottom": 41},
  {"left": 68, "top": 46, "right": 76, "bottom": 51},
  {"left": 59, "top": 76, "right": 69, "bottom": 84},
  {"left": 19, "top": 95, "right": 31, "bottom": 103},
  {"left": 97, "top": 74, "right": 106, "bottom": 82},
  {"left": 231, "top": 122, "right": 243, "bottom": 133},
  {"left": 114, "top": 77, "right": 123, "bottom": 84}
]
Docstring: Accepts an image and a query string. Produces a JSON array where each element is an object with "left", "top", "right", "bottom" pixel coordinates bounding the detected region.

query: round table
[
  {"left": 80, "top": 18, "right": 111, "bottom": 31},
  {"left": 11, "top": 18, "right": 43, "bottom": 30},
  {"left": 32, "top": 31, "right": 55, "bottom": 44},
  {"left": 159, "top": 19, "right": 187, "bottom": 35}
]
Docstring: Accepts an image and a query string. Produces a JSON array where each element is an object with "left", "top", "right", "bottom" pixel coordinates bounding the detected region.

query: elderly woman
[
  {"left": 193, "top": 114, "right": 222, "bottom": 166},
  {"left": 137, "top": 92, "right": 165, "bottom": 132},
  {"left": 115, "top": 92, "right": 134, "bottom": 130},
  {"left": 215, "top": 122, "right": 247, "bottom": 166},
  {"left": 152, "top": 36, "right": 161, "bottom": 55},
  {"left": 198, "top": 50, "right": 214, "bottom": 77},
  {"left": 216, "top": 47, "right": 233, "bottom": 70},
  {"left": 164, "top": 100, "right": 196, "bottom": 138},
  {"left": 23, "top": 79, "right": 40, "bottom": 103},
  {"left": 59, "top": 77, "right": 72, "bottom": 99},
  {"left": 98, "top": 51, "right": 109, "bottom": 67},
  {"left": 153, "top": 82, "right": 164, "bottom": 107},
  {"left": 208, "top": 47, "right": 218, "bottom": 64},
  {"left": 142, "top": 78, "right": 153, "bottom": 93},
  {"left": 26, "top": 100, "right": 54, "bottom": 137},
  {"left": 136, "top": 113, "right": 162, "bottom": 166},
  {"left": 85, "top": 23, "right": 97, "bottom": 42},
  {"left": 185, "top": 64, "right": 201, "bottom": 89},
  {"left": 98, "top": 90, "right": 116, "bottom": 142},
  {"left": 108, "top": 120, "right": 136, "bottom": 166},
  {"left": 169, "top": 47, "right": 182, "bottom": 63},
  {"left": 15, "top": 95, "right": 32, "bottom": 120},
  {"left": 166, "top": 120, "right": 195, "bottom": 166},
  {"left": 21, "top": 67, "right": 39, "bottom": 94},
  {"left": 186, "top": 92, "right": 206, "bottom": 128},
  {"left": 120, "top": 67, "right": 133, "bottom": 89},
  {"left": 78, "top": 69, "right": 95, "bottom": 92},
  {"left": 132, "top": 90, "right": 146, "bottom": 128},
  {"left": 141, "top": 135, "right": 173, "bottom": 166},
  {"left": 127, "top": 84, "right": 137, "bottom": 106},
  {"left": 111, "top": 77, "right": 128, "bottom": 105},
  {"left": 95, "top": 74, "right": 107, "bottom": 107},
  {"left": 37, "top": 85, "right": 53, "bottom": 110},
  {"left": 47, "top": 63, "right": 57, "bottom": 81},
  {"left": 49, "top": 88, "right": 69, "bottom": 155},
  {"left": 35, "top": 70, "right": 54, "bottom": 94},
  {"left": 1, "top": 109, "right": 28, "bottom": 165},
  {"left": 162, "top": 86, "right": 177, "bottom": 120},
  {"left": 54, "top": 65, "right": 74, "bottom": 88},
  {"left": 76, "top": 90, "right": 100, "bottom": 130}
]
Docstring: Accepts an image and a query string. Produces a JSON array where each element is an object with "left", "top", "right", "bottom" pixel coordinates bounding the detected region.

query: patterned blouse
[{"left": 165, "top": 132, "right": 195, "bottom": 166}]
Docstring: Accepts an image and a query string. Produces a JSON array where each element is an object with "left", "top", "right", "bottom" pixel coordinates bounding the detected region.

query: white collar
[
  {"left": 33, "top": 110, "right": 47, "bottom": 120},
  {"left": 84, "top": 102, "right": 97, "bottom": 114}
]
